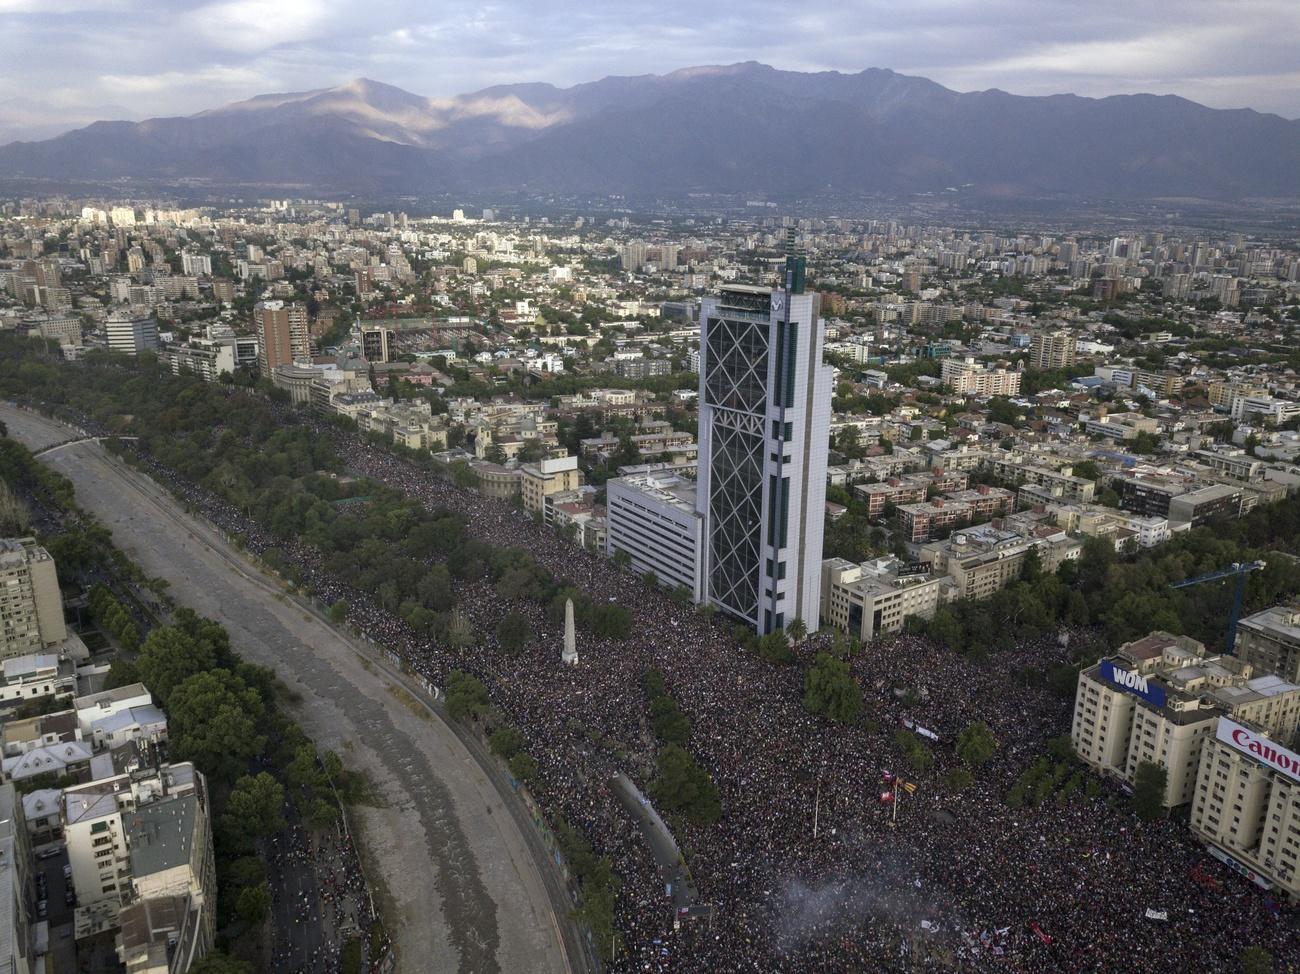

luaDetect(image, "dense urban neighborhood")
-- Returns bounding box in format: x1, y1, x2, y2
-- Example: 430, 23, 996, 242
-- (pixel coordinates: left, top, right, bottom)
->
1, 195, 1300, 973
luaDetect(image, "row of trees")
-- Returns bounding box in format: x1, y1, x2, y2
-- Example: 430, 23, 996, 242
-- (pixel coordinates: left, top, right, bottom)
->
88, 583, 141, 653
642, 669, 721, 826
918, 518, 1300, 659
1, 339, 644, 960
0, 426, 372, 970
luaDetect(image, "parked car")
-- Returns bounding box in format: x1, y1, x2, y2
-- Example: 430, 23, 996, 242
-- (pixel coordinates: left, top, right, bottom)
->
62, 864, 72, 880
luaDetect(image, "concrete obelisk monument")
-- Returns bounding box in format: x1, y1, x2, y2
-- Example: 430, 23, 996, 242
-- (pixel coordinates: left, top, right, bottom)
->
561, 597, 578, 665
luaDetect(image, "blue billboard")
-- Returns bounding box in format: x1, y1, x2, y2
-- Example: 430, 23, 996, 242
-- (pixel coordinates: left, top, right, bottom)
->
1099, 660, 1167, 707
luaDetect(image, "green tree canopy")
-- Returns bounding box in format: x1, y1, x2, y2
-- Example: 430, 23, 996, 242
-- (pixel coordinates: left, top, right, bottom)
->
221, 772, 286, 848
188, 953, 253, 974
757, 630, 795, 665
495, 611, 533, 654
445, 670, 489, 721
235, 882, 271, 926
803, 653, 863, 724
651, 743, 722, 826
1241, 946, 1273, 974
136, 625, 216, 705
1131, 761, 1168, 822
956, 720, 997, 768
167, 669, 266, 783
489, 725, 525, 759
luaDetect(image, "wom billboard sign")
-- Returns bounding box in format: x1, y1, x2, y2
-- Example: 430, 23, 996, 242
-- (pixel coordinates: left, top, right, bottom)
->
1099, 660, 1166, 708
1217, 718, 1300, 783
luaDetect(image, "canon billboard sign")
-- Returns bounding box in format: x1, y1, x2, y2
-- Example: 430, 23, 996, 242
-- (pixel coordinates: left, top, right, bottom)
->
1216, 718, 1300, 782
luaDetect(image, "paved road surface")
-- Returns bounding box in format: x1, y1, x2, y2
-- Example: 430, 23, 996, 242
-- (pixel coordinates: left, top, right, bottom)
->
1, 404, 571, 974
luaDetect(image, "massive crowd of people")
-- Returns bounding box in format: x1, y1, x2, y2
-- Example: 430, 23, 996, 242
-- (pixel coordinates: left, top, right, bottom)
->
99, 401, 1300, 972
266, 820, 383, 973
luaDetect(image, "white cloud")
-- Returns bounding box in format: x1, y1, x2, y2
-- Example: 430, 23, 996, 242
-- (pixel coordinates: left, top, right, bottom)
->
187, 0, 336, 53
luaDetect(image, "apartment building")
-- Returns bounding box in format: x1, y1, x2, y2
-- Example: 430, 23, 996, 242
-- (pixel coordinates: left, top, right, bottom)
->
361, 326, 394, 363
161, 338, 236, 383
63, 762, 205, 912
256, 300, 310, 374
945, 485, 1015, 521
1072, 632, 1300, 807
519, 455, 582, 513
1111, 474, 1190, 518
985, 454, 1096, 503
1190, 717, 1300, 899
1083, 411, 1159, 442
74, 684, 168, 752
1168, 483, 1245, 527
0, 653, 76, 705
1192, 449, 1265, 482
820, 557, 951, 642
1208, 381, 1267, 409
940, 357, 1022, 396
1029, 330, 1077, 370
1236, 606, 1300, 683
356, 400, 448, 451
919, 524, 1082, 600
855, 470, 969, 518
1131, 370, 1185, 397
29, 314, 83, 346
0, 538, 67, 660
544, 489, 607, 555
0, 783, 35, 974
116, 785, 218, 973
896, 499, 972, 543
105, 313, 159, 356
1230, 394, 1300, 426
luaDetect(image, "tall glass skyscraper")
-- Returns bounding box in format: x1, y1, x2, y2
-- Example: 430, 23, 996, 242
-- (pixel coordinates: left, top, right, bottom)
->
696, 247, 832, 635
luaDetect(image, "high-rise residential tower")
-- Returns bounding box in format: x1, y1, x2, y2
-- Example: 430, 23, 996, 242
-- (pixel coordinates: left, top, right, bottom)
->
1029, 330, 1078, 370
256, 300, 310, 374
696, 238, 832, 635
0, 537, 67, 658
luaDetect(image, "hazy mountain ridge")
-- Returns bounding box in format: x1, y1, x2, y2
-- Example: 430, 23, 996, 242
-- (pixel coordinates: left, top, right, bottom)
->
2, 62, 1297, 199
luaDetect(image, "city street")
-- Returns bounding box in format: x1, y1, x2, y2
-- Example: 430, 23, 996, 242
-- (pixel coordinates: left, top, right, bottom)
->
1, 403, 571, 974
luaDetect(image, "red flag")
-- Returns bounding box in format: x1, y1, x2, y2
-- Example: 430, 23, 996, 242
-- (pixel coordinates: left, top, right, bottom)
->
1030, 922, 1053, 946
880, 791, 895, 803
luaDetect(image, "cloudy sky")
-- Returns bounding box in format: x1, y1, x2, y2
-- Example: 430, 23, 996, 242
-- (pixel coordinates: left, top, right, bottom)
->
2, 0, 1298, 142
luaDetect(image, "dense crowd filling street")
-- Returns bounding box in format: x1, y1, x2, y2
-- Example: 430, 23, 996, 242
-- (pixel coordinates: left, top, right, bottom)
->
91, 402, 1300, 972
267, 821, 381, 974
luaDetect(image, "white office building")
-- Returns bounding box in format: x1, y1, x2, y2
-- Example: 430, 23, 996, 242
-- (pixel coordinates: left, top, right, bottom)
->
105, 313, 159, 356
696, 247, 832, 635
605, 472, 704, 602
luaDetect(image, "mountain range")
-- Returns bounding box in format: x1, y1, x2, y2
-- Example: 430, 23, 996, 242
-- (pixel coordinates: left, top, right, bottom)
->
2, 62, 1298, 200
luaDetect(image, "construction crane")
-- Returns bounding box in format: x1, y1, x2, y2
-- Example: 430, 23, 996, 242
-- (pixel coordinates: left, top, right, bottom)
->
1168, 560, 1267, 656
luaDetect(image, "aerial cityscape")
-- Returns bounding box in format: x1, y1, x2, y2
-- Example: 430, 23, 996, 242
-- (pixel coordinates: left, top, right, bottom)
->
1, 4, 1299, 974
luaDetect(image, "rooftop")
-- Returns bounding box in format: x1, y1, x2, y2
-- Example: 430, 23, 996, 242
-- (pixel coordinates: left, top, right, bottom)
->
128, 794, 199, 878
610, 471, 698, 515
